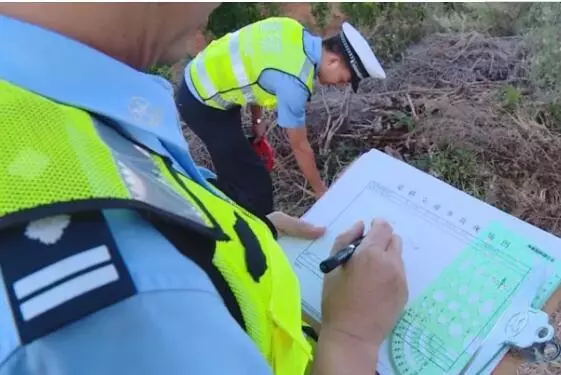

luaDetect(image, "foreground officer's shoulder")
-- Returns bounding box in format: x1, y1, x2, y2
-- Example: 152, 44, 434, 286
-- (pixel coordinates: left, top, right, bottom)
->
0, 210, 274, 375
1, 288, 274, 375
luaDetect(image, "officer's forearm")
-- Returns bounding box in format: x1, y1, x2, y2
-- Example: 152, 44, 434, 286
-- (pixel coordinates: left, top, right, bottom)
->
311, 327, 379, 375
292, 141, 324, 194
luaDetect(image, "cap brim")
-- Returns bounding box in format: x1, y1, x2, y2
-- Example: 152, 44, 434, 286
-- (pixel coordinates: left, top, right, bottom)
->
342, 22, 387, 80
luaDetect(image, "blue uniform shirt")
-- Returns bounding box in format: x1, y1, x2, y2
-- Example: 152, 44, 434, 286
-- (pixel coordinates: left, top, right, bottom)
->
0, 15, 272, 375
184, 31, 323, 128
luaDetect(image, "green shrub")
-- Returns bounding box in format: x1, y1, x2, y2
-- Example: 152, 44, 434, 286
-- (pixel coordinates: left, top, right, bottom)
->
424, 3, 532, 36
466, 3, 532, 36
412, 146, 485, 200
423, 3, 477, 33
339, 2, 382, 28
340, 3, 425, 64
524, 3, 561, 105
206, 3, 261, 38
311, 3, 331, 31
497, 85, 522, 113
148, 64, 173, 81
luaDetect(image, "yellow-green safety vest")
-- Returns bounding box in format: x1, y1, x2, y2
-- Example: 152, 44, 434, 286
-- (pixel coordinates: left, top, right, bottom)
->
0, 79, 315, 375
189, 17, 316, 110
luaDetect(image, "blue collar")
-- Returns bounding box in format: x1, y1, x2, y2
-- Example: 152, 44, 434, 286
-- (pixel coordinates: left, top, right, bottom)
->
0, 15, 214, 189
303, 30, 322, 66
303, 30, 322, 77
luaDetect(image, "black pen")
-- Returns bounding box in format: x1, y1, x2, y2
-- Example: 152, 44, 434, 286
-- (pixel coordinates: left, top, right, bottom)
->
319, 235, 365, 274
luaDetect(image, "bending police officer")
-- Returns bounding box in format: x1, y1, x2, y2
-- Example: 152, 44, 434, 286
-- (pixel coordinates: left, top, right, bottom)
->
176, 17, 386, 217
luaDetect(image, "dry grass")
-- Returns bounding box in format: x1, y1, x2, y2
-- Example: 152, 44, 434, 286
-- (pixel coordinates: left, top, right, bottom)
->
182, 31, 561, 374
183, 31, 561, 237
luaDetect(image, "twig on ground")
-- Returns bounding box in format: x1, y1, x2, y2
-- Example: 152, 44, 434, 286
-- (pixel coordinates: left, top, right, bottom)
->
406, 93, 418, 120
320, 87, 351, 155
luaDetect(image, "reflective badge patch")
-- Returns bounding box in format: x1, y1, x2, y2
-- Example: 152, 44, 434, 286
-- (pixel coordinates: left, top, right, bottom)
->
0, 211, 136, 344
24, 215, 71, 245
93, 121, 211, 229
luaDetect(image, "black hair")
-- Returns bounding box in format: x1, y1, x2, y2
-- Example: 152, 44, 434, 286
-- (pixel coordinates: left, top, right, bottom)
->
322, 31, 369, 92
321, 35, 346, 58
322, 34, 354, 75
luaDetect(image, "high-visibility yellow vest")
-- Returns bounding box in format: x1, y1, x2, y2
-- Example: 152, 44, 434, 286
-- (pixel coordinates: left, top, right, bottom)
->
189, 17, 316, 110
0, 79, 314, 375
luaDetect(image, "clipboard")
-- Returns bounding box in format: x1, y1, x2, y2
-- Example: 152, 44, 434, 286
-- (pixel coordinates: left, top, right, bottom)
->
279, 149, 561, 374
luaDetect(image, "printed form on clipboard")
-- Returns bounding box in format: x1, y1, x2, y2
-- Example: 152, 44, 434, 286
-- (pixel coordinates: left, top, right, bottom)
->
277, 149, 561, 375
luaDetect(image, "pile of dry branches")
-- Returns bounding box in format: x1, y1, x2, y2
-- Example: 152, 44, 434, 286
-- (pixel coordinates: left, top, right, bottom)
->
374, 31, 525, 90
265, 32, 561, 239
184, 32, 561, 238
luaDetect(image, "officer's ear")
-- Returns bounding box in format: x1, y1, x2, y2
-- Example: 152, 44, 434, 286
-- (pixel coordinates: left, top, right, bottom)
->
322, 35, 347, 69
325, 51, 341, 67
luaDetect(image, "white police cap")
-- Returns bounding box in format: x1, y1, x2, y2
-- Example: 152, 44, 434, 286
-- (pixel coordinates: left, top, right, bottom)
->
339, 22, 386, 92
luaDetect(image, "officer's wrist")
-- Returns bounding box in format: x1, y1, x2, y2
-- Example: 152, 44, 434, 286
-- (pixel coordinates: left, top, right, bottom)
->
312, 326, 380, 375
260, 214, 278, 239
320, 325, 380, 357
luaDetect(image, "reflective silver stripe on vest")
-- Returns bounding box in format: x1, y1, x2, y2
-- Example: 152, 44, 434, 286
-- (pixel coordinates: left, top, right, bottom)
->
209, 93, 235, 110
192, 54, 236, 109
91, 120, 212, 229
193, 53, 216, 98
229, 31, 256, 104
298, 58, 314, 84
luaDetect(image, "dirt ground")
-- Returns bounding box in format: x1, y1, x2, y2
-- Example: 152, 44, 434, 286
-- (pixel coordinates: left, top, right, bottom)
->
182, 31, 561, 374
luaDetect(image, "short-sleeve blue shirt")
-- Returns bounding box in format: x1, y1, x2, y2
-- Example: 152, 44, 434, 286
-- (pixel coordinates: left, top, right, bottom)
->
184, 31, 322, 129
0, 14, 273, 375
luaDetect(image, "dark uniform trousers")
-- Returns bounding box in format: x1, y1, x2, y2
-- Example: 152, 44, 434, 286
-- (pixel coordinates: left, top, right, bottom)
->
176, 79, 274, 219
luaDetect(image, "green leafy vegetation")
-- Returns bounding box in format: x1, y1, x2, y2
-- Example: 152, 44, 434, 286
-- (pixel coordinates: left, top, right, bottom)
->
148, 64, 173, 81
311, 3, 331, 31
418, 146, 485, 200
524, 4, 561, 105
497, 85, 521, 113
340, 3, 426, 63
339, 2, 382, 29
206, 3, 261, 38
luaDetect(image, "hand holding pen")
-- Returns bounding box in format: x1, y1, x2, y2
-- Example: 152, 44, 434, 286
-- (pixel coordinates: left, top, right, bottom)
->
318, 219, 409, 355
320, 235, 365, 273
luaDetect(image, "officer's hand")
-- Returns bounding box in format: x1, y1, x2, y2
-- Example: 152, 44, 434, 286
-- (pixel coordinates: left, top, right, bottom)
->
320, 219, 408, 350
252, 120, 267, 141
266, 211, 326, 240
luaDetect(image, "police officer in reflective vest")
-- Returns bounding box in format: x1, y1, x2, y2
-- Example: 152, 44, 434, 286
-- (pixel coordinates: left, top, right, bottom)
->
0, 4, 406, 375
177, 17, 386, 218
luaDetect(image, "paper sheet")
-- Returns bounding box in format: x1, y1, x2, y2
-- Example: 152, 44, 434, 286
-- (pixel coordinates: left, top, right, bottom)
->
277, 149, 561, 375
